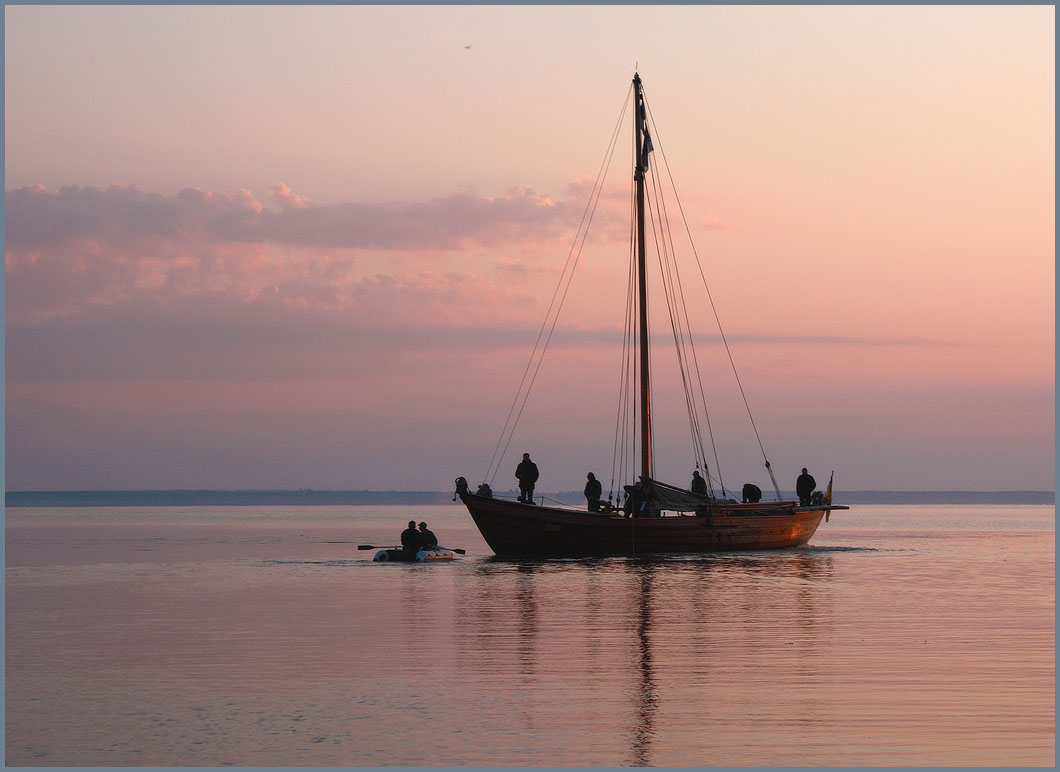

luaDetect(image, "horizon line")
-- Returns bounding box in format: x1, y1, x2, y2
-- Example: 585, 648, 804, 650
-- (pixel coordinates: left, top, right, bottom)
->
5, 487, 1055, 495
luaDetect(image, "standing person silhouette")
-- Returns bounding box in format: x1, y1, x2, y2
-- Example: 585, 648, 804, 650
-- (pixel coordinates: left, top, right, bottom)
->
796, 468, 816, 507
584, 472, 602, 511
516, 452, 539, 504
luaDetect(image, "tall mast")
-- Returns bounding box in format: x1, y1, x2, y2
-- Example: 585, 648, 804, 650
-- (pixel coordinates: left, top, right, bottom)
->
633, 72, 652, 481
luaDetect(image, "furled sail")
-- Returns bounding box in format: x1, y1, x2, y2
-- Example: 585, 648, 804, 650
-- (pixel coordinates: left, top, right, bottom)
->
649, 480, 735, 511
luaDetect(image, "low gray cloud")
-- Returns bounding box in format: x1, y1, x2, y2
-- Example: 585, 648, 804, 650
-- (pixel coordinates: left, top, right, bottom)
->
6, 182, 579, 252
6, 285, 956, 386
4, 182, 598, 324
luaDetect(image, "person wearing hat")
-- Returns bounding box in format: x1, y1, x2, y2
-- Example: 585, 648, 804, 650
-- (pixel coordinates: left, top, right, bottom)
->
417, 521, 437, 548
400, 520, 421, 558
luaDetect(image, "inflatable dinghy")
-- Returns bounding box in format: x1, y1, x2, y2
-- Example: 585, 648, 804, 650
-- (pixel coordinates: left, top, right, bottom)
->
373, 546, 457, 562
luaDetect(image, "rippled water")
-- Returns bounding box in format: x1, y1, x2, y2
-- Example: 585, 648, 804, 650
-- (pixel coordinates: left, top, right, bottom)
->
5, 504, 1054, 766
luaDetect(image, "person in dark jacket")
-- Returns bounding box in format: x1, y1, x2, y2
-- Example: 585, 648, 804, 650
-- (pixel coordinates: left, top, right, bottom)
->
400, 520, 421, 557
623, 481, 643, 517
516, 452, 539, 504
584, 472, 602, 512
796, 468, 816, 507
417, 521, 437, 548
690, 470, 707, 496
742, 483, 762, 503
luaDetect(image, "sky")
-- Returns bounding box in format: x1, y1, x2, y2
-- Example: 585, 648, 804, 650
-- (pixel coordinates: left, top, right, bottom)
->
4, 4, 1055, 493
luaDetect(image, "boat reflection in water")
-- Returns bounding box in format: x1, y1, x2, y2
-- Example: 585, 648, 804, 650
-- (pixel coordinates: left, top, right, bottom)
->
456, 550, 835, 766
631, 561, 656, 767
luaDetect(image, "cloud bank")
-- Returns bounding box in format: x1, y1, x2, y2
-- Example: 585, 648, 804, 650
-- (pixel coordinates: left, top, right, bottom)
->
5, 182, 587, 323
6, 180, 960, 384
6, 182, 575, 250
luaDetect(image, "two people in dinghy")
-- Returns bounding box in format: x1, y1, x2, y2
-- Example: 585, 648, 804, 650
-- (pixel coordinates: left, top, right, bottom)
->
400, 520, 439, 558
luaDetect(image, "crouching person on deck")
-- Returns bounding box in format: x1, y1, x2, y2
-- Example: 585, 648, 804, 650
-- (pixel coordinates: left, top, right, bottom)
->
453, 477, 470, 499
690, 470, 707, 496
624, 480, 652, 518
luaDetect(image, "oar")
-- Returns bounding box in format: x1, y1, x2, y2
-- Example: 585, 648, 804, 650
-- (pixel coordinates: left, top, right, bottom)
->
357, 544, 466, 554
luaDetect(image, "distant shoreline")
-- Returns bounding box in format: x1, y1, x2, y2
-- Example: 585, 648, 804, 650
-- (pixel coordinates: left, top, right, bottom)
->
4, 489, 1055, 507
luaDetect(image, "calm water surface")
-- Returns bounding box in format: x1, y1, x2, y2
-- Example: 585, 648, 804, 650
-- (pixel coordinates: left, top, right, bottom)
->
5, 504, 1054, 766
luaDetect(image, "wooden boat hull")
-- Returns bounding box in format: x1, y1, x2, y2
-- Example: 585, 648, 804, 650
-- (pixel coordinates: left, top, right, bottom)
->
460, 493, 834, 557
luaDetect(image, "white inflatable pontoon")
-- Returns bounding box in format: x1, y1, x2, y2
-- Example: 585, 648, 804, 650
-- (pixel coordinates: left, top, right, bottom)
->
372, 546, 456, 562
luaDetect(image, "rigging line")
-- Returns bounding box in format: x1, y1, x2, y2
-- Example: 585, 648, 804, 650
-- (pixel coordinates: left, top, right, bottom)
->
640, 98, 725, 494
484, 166, 606, 484
645, 173, 701, 475
625, 223, 637, 490
650, 139, 725, 494
615, 308, 633, 498
491, 163, 610, 486
649, 162, 699, 453
611, 166, 638, 502
641, 91, 723, 492
617, 275, 636, 500
610, 182, 639, 502
644, 133, 717, 491
486, 86, 632, 484
643, 94, 767, 486
484, 86, 632, 485
622, 220, 637, 495
647, 124, 707, 463
645, 190, 697, 483
657, 207, 715, 494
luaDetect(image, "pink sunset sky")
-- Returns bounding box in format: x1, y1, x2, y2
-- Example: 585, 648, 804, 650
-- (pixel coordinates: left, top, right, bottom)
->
4, 5, 1054, 493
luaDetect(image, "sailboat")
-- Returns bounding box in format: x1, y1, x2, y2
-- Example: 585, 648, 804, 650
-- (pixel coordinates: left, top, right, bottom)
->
455, 72, 848, 557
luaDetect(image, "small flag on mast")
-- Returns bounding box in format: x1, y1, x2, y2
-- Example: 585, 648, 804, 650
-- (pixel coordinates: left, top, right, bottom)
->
824, 471, 834, 522
640, 104, 654, 171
